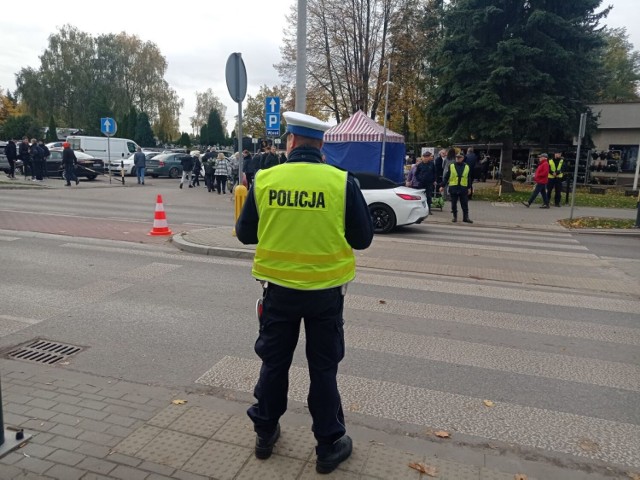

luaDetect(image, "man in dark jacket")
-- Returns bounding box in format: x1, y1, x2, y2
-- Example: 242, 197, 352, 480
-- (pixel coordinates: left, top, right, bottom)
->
242, 150, 255, 188
5, 139, 17, 179
30, 139, 44, 181
464, 147, 479, 199
179, 153, 195, 189
415, 151, 436, 210
39, 140, 50, 178
62, 142, 78, 186
260, 146, 280, 170
441, 153, 473, 223
133, 147, 146, 185
18, 137, 31, 179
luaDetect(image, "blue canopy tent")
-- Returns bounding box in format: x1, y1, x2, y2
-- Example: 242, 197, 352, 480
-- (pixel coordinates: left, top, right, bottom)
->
322, 110, 405, 183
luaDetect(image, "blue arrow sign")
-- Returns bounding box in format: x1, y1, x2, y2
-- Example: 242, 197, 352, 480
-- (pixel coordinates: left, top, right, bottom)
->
265, 97, 280, 137
101, 117, 117, 137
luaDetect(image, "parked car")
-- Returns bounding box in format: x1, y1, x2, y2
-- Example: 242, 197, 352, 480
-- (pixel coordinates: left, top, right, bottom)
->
46, 141, 65, 149
146, 153, 191, 178
353, 171, 429, 234
108, 150, 160, 176
38, 148, 104, 180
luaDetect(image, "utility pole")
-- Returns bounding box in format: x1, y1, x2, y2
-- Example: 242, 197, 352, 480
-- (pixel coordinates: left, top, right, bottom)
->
295, 0, 307, 113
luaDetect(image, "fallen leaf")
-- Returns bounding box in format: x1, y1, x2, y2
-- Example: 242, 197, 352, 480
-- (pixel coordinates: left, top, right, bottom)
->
171, 399, 187, 405
483, 400, 495, 407
434, 430, 450, 439
348, 403, 360, 412
578, 438, 600, 453
379, 300, 386, 304
514, 475, 528, 480
627, 472, 640, 480
408, 462, 438, 477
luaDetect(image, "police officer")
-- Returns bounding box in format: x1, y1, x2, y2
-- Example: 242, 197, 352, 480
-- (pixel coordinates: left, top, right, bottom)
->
441, 152, 473, 223
547, 152, 565, 207
236, 111, 374, 474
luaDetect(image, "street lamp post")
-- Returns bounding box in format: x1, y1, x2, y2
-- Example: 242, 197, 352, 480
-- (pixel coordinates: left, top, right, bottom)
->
296, 0, 307, 113
380, 59, 392, 177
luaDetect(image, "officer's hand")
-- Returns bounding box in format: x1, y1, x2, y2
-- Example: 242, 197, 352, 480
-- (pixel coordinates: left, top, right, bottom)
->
439, 187, 444, 193
468, 189, 472, 194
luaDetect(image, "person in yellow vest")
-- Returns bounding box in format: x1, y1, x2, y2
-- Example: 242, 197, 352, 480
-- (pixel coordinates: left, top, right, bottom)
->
236, 111, 374, 474
440, 152, 474, 223
547, 152, 565, 207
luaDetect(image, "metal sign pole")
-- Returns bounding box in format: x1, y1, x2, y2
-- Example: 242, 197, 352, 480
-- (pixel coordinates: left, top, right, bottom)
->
569, 113, 587, 221
107, 137, 111, 184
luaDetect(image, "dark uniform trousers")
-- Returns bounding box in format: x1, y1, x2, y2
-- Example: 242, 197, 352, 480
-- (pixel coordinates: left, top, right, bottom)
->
547, 178, 563, 206
248, 283, 346, 448
450, 188, 470, 219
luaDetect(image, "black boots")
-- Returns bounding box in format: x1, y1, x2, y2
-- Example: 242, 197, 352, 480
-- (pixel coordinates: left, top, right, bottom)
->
452, 214, 457, 223
316, 435, 353, 474
463, 218, 474, 224
255, 424, 280, 459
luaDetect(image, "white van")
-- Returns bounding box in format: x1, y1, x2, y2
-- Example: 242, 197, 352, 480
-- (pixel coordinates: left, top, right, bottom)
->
66, 136, 139, 164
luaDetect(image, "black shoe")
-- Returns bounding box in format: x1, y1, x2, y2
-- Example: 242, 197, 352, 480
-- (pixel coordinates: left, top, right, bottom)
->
452, 217, 457, 223
463, 218, 473, 224
65, 183, 71, 186
75, 178, 79, 185
316, 435, 353, 474
180, 183, 183, 189
521, 201, 530, 208
540, 204, 549, 209
255, 424, 280, 460
188, 184, 193, 188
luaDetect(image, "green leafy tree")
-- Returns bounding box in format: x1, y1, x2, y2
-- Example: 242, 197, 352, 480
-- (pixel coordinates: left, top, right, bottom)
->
177, 132, 191, 148
191, 89, 227, 136
598, 27, 640, 102
3, 115, 42, 140
46, 116, 58, 142
428, 0, 608, 191
135, 112, 155, 147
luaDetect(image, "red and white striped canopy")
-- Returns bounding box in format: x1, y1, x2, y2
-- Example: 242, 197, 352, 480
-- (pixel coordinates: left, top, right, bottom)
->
324, 110, 404, 143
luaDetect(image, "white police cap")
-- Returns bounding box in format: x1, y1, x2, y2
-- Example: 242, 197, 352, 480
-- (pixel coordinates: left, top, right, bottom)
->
283, 111, 331, 140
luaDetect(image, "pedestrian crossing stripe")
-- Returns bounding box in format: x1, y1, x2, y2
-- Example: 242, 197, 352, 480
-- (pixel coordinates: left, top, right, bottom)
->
196, 356, 640, 469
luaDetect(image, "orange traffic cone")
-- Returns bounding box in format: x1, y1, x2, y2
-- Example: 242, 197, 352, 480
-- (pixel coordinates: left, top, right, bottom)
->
148, 194, 173, 236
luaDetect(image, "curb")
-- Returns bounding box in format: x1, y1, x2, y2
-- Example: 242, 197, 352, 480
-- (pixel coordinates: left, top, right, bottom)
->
567, 228, 640, 236
171, 231, 255, 259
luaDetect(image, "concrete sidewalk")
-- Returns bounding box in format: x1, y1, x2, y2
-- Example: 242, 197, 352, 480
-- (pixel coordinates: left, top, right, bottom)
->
2, 358, 621, 480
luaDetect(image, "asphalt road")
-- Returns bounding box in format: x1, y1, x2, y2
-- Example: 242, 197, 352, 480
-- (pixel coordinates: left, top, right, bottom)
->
0, 178, 639, 476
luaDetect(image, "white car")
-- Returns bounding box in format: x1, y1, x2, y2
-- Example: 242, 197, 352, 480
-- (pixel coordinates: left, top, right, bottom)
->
108, 151, 159, 176
353, 172, 429, 234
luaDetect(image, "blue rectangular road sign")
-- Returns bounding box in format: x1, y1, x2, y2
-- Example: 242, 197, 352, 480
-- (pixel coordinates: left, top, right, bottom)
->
265, 97, 280, 137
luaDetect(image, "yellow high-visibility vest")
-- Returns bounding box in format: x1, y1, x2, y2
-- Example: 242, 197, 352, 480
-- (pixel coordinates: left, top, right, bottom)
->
252, 162, 355, 290
449, 163, 469, 187
548, 158, 564, 179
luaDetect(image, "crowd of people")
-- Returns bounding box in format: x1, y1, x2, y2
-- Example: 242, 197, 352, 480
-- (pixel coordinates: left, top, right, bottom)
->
4, 137, 52, 181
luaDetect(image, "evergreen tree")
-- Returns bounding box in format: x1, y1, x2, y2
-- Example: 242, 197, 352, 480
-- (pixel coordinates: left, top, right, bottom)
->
208, 109, 226, 146
200, 123, 210, 146
46, 116, 58, 142
177, 132, 191, 148
126, 106, 137, 139
428, 0, 608, 191
135, 112, 156, 147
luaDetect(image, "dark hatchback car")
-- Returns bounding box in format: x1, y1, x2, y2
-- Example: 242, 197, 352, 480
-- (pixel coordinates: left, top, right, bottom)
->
146, 153, 191, 178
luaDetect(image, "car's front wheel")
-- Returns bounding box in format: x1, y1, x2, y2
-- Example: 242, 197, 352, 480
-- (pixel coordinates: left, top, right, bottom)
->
168, 167, 180, 178
369, 203, 396, 234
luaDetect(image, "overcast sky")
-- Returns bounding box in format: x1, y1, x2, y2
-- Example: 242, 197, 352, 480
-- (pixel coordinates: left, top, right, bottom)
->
0, 0, 637, 136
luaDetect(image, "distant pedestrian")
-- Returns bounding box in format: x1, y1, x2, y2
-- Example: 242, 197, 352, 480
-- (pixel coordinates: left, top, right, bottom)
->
405, 155, 423, 188
464, 147, 479, 199
5, 139, 17, 179
260, 146, 280, 170
191, 153, 202, 187
243, 150, 255, 188
522, 153, 550, 208
18, 137, 31, 179
228, 152, 240, 192
30, 139, 44, 181
133, 147, 146, 185
441, 153, 473, 223
179, 153, 194, 189
415, 151, 436, 210
214, 152, 230, 194
62, 142, 78, 186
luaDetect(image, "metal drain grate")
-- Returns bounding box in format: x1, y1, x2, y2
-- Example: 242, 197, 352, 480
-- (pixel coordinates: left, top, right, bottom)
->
7, 339, 83, 365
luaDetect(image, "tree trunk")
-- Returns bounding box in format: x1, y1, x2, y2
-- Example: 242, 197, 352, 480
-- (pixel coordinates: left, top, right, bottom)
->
500, 136, 515, 193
